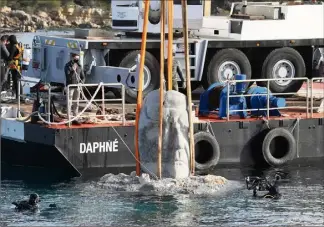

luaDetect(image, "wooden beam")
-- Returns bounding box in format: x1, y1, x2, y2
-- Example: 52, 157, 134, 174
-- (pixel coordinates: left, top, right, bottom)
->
135, 0, 150, 176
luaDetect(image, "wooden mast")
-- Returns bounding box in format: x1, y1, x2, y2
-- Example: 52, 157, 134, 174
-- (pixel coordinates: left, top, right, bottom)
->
157, 0, 166, 179
135, 0, 150, 176
167, 0, 174, 90
181, 0, 195, 175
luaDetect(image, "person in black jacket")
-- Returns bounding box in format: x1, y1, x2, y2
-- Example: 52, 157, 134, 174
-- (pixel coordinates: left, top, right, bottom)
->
0, 35, 10, 91
5, 35, 22, 99
64, 53, 85, 117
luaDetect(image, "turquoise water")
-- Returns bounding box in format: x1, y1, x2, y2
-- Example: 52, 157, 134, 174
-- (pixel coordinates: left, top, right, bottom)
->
1, 166, 323, 226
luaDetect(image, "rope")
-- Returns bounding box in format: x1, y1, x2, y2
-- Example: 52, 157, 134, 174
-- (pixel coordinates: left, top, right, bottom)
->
37, 83, 102, 125
262, 117, 271, 129
290, 118, 300, 133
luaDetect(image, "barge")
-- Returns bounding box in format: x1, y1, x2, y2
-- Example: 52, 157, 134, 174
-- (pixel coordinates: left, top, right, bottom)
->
1, 78, 323, 181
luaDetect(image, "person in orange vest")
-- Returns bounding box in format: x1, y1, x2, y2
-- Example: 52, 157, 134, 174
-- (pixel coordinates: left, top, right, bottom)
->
6, 35, 23, 100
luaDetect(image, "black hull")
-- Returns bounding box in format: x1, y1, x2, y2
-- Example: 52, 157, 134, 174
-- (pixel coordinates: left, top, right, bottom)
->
1, 117, 324, 181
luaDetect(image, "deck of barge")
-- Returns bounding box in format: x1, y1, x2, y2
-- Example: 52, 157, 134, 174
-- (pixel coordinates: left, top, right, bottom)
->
3, 82, 323, 129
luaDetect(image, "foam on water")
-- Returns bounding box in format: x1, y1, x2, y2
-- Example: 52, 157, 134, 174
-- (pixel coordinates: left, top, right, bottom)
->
95, 172, 241, 196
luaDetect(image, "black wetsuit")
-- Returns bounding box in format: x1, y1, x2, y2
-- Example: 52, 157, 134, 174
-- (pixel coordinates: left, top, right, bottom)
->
264, 179, 281, 199
0, 42, 10, 91
5, 35, 20, 97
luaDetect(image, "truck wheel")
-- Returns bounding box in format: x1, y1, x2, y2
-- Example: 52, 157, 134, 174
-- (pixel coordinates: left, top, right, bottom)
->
203, 48, 252, 90
119, 50, 160, 103
259, 47, 305, 93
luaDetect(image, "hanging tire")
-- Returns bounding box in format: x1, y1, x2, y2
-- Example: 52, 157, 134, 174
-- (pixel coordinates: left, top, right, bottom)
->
259, 47, 305, 93
203, 48, 252, 90
194, 131, 220, 171
119, 50, 160, 103
262, 128, 296, 167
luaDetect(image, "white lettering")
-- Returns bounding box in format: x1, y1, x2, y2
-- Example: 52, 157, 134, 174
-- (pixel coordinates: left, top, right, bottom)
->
93, 142, 99, 153
79, 140, 119, 153
106, 141, 112, 152
80, 143, 86, 153
86, 143, 92, 153
112, 139, 118, 152
99, 142, 105, 152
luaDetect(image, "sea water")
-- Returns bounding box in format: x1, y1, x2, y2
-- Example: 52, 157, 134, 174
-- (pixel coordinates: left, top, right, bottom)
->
0, 165, 323, 226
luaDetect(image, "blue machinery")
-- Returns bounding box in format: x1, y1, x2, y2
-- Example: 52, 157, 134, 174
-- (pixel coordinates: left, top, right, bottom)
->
198, 74, 286, 119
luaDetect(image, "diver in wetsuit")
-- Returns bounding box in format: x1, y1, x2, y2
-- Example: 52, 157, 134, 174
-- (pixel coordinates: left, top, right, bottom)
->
12, 193, 40, 211
247, 174, 281, 199
263, 175, 281, 199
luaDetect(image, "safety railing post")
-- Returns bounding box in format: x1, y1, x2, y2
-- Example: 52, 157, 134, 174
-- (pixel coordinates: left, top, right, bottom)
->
67, 85, 71, 127
267, 80, 270, 120
227, 81, 230, 121
122, 84, 125, 125
48, 84, 51, 122
101, 84, 105, 117
311, 78, 314, 118
17, 79, 21, 118
306, 79, 309, 118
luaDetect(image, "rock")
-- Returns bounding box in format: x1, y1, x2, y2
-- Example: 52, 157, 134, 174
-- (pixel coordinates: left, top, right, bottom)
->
139, 89, 190, 179
37, 11, 48, 18
0, 6, 11, 13
10, 10, 31, 22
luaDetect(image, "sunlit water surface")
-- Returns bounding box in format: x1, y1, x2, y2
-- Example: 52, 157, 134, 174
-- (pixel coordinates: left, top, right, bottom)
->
1, 165, 323, 226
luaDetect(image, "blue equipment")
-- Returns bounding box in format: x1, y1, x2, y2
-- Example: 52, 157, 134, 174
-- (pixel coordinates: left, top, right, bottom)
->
219, 74, 248, 119
198, 82, 224, 116
246, 86, 286, 117
198, 74, 248, 119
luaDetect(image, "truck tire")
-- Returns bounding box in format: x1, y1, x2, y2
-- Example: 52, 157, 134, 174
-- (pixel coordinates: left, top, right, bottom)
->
119, 50, 160, 103
194, 131, 220, 171
203, 48, 252, 90
262, 128, 296, 167
259, 47, 305, 93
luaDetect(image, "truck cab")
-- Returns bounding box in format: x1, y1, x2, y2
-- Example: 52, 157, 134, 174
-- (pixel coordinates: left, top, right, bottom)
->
111, 0, 204, 33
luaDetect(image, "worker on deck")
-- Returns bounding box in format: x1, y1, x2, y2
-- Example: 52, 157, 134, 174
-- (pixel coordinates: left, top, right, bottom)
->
64, 53, 85, 117
6, 35, 23, 99
165, 45, 185, 92
0, 35, 10, 91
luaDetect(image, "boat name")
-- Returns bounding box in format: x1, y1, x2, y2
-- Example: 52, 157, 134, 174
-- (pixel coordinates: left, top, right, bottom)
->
80, 139, 119, 153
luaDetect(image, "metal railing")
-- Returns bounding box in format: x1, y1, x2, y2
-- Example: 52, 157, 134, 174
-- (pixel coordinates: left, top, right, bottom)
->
9, 77, 324, 123
310, 77, 324, 118
66, 83, 126, 127
225, 77, 311, 121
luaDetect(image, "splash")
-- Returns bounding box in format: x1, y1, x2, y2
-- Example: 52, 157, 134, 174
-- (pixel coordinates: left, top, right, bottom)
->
96, 172, 237, 196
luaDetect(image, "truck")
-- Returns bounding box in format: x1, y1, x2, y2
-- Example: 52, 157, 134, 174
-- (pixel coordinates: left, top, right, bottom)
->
28, 0, 324, 103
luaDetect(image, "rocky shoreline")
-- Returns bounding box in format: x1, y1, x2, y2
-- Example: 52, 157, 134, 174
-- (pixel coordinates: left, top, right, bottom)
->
0, 5, 112, 33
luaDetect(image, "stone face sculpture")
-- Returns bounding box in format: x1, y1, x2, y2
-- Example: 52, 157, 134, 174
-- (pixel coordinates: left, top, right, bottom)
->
138, 89, 190, 179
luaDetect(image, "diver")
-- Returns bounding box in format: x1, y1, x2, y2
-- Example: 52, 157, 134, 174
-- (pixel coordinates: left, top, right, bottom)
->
6, 35, 23, 100
246, 174, 282, 199
64, 53, 85, 118
0, 35, 10, 91
263, 174, 281, 199
12, 193, 40, 211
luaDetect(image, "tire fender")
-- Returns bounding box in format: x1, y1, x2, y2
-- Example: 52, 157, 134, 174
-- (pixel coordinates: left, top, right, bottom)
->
262, 128, 296, 166
194, 131, 220, 171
